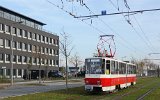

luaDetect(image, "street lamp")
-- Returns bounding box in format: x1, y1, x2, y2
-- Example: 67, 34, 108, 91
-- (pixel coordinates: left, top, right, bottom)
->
10, 21, 23, 86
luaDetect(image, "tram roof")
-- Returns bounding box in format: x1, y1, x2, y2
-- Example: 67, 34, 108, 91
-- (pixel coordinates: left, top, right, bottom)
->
85, 57, 136, 65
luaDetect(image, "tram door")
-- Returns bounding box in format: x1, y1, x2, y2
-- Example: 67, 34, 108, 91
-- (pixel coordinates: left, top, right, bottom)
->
106, 60, 110, 74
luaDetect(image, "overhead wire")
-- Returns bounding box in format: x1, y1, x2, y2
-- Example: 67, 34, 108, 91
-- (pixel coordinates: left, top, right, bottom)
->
45, 0, 146, 56
108, 0, 155, 53
75, 0, 146, 56
72, 0, 146, 56
123, 0, 156, 52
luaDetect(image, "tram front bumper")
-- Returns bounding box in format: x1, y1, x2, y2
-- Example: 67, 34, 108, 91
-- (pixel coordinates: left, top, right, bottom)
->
85, 85, 102, 91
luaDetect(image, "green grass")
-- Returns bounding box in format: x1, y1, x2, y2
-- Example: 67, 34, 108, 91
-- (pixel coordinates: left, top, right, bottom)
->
0, 77, 10, 83
3, 77, 160, 100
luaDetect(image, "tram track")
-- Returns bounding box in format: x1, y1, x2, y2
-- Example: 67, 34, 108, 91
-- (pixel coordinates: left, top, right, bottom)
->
112, 78, 160, 100
136, 83, 160, 100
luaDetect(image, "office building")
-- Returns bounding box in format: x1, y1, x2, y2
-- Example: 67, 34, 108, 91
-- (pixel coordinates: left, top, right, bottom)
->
0, 6, 59, 78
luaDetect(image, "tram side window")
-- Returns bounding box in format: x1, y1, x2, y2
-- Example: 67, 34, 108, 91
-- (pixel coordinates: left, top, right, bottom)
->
119, 63, 122, 74
122, 63, 126, 74
122, 63, 124, 74
130, 65, 132, 74
115, 61, 119, 74
131, 65, 136, 74
85, 59, 89, 74
101, 59, 105, 74
111, 61, 116, 74
133, 65, 136, 74
129, 65, 132, 74
127, 65, 129, 74
106, 60, 110, 74
119, 63, 126, 74
128, 65, 131, 74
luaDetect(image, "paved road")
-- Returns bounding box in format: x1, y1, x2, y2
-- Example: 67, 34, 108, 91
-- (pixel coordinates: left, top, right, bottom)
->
0, 80, 84, 99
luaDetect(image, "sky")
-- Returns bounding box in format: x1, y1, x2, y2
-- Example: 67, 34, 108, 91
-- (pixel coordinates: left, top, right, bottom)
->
1, 0, 160, 64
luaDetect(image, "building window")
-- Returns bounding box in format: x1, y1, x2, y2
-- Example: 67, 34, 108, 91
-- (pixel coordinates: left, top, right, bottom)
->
49, 49, 52, 55
56, 60, 59, 65
37, 46, 40, 53
10, 14, 16, 21
18, 56, 22, 63
56, 40, 59, 45
22, 43, 27, 51
24, 56, 27, 63
15, 16, 20, 22
42, 35, 45, 42
28, 44, 32, 52
5, 25, 10, 33
0, 38, 3, 47
6, 54, 10, 62
56, 50, 59, 55
28, 32, 32, 39
46, 37, 48, 43
27, 57, 32, 64
37, 58, 40, 65
12, 41, 16, 49
5, 39, 11, 48
32, 33, 36, 40
45, 48, 48, 54
13, 69, 16, 76
18, 69, 22, 76
42, 47, 45, 54
33, 57, 36, 64
53, 60, 55, 65
0, 23, 3, 31
37, 34, 40, 41
50, 38, 52, 44
6, 69, 10, 76
17, 28, 21, 37
17, 42, 22, 50
12, 27, 16, 35
22, 56, 27, 63
13, 55, 16, 62
0, 53, 4, 62
50, 59, 52, 65
42, 58, 45, 65
23, 30, 27, 38
53, 39, 55, 45
4, 12, 10, 20
26, 20, 31, 27
45, 59, 48, 65
39, 35, 41, 41
53, 50, 55, 55
32, 45, 36, 52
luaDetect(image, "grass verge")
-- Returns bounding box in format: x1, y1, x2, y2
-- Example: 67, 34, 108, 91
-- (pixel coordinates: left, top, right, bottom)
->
3, 77, 160, 100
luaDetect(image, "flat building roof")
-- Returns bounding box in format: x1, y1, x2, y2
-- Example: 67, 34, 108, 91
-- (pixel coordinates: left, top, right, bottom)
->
0, 6, 46, 26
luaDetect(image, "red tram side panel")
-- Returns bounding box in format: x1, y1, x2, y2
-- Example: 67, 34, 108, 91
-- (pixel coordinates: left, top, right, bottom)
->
85, 57, 136, 92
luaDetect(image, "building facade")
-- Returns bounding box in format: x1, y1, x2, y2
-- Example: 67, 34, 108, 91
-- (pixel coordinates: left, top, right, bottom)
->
0, 6, 59, 78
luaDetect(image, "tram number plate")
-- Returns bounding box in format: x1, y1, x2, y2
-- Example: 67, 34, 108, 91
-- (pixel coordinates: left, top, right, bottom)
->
85, 86, 92, 90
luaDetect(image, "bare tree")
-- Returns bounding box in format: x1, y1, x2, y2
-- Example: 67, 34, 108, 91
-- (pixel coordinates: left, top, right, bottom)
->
69, 53, 83, 77
59, 31, 73, 91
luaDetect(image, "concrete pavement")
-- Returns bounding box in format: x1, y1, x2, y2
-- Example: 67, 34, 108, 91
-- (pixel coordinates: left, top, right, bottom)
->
0, 79, 84, 99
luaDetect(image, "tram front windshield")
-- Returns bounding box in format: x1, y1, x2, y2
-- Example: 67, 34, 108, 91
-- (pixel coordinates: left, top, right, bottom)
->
85, 58, 104, 74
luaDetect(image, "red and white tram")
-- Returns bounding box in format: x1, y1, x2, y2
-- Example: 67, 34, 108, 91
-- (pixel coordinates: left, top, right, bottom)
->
84, 57, 136, 92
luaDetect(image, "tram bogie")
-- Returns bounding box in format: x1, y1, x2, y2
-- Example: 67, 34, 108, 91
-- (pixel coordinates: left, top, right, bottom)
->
85, 57, 136, 92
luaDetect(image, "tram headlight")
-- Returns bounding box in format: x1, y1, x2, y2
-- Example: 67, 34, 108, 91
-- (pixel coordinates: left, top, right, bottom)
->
85, 80, 89, 84
97, 80, 101, 85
